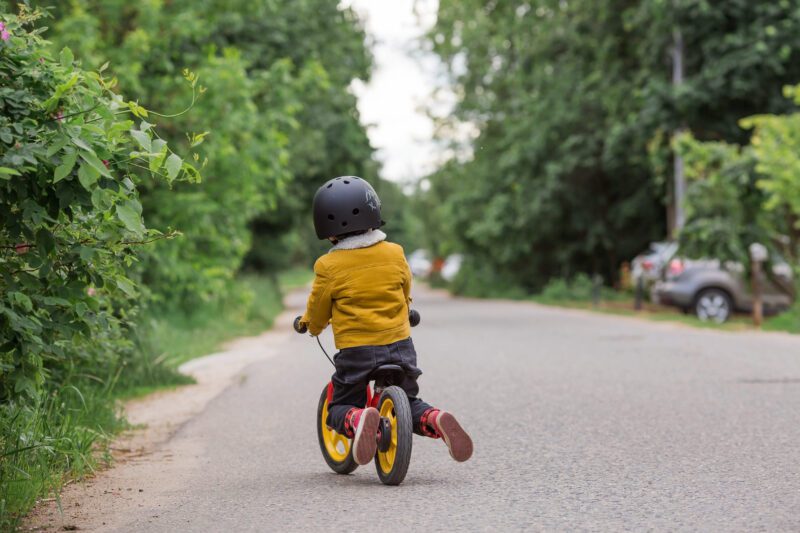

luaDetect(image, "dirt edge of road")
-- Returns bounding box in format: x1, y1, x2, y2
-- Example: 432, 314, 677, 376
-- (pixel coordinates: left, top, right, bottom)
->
23, 296, 303, 532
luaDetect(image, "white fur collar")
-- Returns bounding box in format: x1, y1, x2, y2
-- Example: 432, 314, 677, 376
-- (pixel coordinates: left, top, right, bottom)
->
330, 230, 387, 251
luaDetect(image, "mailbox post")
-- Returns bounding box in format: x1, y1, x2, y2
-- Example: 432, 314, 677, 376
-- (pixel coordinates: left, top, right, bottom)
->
749, 243, 768, 328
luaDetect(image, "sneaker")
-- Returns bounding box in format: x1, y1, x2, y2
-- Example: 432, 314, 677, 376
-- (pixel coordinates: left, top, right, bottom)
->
349, 407, 380, 465
432, 411, 473, 462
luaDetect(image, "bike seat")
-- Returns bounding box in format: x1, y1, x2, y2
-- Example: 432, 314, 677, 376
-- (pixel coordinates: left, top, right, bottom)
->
369, 364, 405, 385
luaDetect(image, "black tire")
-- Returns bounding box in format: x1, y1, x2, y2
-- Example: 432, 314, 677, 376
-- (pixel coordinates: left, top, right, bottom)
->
316, 387, 358, 475
374, 385, 413, 486
694, 288, 733, 323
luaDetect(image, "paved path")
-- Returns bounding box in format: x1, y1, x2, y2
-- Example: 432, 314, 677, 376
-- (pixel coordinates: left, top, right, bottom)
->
33, 288, 800, 531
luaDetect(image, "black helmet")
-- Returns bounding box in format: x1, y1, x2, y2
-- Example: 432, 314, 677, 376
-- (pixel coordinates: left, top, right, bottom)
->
312, 176, 383, 239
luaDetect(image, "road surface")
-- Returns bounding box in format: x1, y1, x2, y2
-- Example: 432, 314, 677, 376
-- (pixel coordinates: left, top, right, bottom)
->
30, 288, 800, 531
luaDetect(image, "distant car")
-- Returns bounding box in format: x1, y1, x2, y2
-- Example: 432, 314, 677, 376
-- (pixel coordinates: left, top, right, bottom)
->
407, 249, 432, 278
653, 254, 795, 323
632, 241, 679, 285
440, 254, 463, 282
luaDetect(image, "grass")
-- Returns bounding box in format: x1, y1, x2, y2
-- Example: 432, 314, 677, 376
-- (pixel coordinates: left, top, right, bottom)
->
0, 268, 312, 530
134, 268, 313, 369
531, 296, 761, 331
530, 288, 799, 334
1, 380, 126, 530
459, 273, 800, 334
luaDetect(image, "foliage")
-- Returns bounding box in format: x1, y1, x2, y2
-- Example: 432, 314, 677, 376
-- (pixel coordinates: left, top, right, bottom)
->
449, 256, 526, 299
137, 271, 306, 371
0, 10, 198, 526
0, 9, 197, 403
674, 134, 772, 266
744, 85, 800, 260
424, 0, 800, 292
1, 378, 126, 530
676, 83, 800, 269
43, 0, 306, 309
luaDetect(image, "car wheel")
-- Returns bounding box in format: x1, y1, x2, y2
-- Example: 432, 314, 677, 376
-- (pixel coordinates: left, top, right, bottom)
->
694, 288, 732, 323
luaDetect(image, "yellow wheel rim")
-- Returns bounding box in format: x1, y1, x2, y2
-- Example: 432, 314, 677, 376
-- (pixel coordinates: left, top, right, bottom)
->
377, 397, 397, 474
321, 398, 351, 463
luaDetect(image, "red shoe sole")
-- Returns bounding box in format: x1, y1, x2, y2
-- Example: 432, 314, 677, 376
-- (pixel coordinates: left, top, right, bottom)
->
352, 408, 380, 465
437, 412, 473, 462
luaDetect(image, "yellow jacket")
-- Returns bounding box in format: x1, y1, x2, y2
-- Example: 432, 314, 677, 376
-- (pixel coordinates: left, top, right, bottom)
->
300, 235, 412, 349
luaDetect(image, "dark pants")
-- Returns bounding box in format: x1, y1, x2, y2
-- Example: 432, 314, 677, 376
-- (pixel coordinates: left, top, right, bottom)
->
327, 337, 434, 436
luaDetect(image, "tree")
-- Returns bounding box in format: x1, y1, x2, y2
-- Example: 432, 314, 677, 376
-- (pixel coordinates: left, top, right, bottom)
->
45, 0, 376, 306
425, 0, 800, 293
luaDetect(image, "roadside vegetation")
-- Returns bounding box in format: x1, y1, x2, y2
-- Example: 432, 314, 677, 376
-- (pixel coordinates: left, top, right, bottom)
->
418, 0, 800, 295
414, 1, 800, 334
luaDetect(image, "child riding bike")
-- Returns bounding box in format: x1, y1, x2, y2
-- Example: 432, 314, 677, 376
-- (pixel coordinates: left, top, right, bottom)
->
297, 176, 473, 466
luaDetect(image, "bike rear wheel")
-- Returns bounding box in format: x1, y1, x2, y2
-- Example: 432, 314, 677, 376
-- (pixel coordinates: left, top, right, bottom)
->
374, 385, 413, 485
317, 386, 358, 475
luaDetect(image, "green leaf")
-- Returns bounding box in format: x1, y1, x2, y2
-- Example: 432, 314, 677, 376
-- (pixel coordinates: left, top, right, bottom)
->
78, 163, 99, 189
149, 145, 167, 172
116, 202, 145, 235
165, 153, 182, 181
46, 136, 70, 157
78, 247, 96, 261
36, 228, 56, 254
60, 47, 74, 68
71, 137, 94, 153
130, 129, 151, 152
116, 277, 137, 297
91, 188, 113, 210
79, 151, 111, 179
42, 296, 70, 306
9, 292, 33, 312
54, 153, 77, 183
0, 167, 20, 179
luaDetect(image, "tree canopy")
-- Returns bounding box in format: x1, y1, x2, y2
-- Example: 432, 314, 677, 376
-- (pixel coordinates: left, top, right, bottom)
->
423, 0, 800, 292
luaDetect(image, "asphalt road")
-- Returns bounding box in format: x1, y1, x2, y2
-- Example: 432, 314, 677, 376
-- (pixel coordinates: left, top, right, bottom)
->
62, 288, 800, 531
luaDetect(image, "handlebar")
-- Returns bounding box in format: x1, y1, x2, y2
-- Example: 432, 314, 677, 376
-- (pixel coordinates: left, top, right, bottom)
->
293, 316, 308, 334
293, 309, 421, 334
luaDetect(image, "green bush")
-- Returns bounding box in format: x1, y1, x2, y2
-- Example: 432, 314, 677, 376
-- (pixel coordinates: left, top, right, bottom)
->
450, 257, 527, 299
0, 9, 197, 403
539, 275, 594, 302
0, 11, 198, 526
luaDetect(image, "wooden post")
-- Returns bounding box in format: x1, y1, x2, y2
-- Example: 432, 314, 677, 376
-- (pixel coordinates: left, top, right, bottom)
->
751, 260, 763, 328
634, 275, 644, 311
592, 274, 601, 309
749, 243, 767, 328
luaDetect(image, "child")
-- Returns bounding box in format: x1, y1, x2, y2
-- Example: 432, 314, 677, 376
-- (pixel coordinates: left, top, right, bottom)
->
299, 176, 473, 466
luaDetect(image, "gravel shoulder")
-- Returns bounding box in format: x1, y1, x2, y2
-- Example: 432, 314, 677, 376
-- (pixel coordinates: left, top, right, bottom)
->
23, 293, 305, 532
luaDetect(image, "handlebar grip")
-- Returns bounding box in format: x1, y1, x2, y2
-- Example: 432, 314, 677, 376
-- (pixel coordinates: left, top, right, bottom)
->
293, 316, 308, 334
409, 309, 421, 327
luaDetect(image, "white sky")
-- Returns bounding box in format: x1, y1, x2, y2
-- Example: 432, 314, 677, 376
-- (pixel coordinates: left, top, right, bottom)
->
341, 0, 443, 183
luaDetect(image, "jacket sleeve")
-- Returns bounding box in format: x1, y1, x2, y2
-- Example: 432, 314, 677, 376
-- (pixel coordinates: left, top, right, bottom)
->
300, 259, 333, 336
402, 253, 413, 305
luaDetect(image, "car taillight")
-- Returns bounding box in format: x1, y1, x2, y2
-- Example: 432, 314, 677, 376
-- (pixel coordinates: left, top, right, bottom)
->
642, 259, 653, 271
668, 258, 684, 277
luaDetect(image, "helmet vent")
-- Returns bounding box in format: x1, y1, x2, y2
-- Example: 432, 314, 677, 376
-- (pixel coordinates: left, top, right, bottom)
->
352, 208, 360, 215
327, 214, 335, 220
341, 221, 348, 227
326, 183, 333, 188
344, 180, 350, 184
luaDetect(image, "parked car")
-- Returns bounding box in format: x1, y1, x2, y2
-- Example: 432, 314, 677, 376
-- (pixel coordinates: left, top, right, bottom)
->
406, 249, 433, 278
440, 254, 463, 282
632, 241, 679, 285
653, 254, 795, 323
